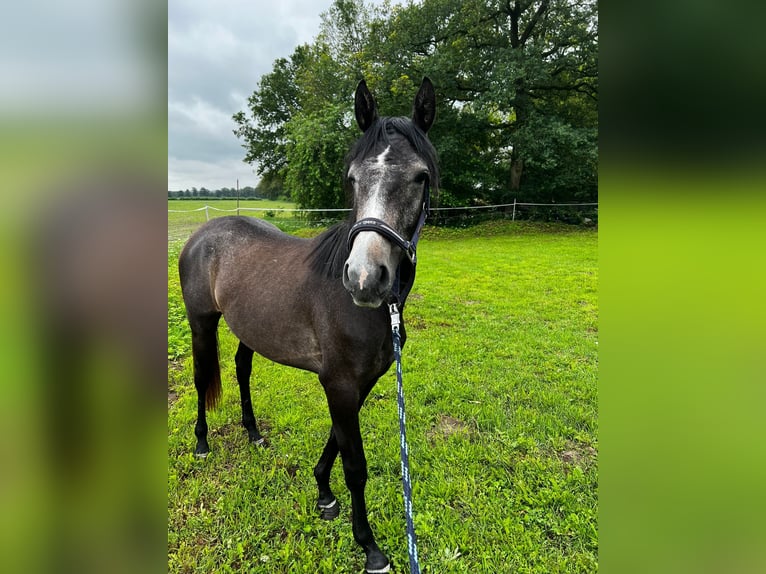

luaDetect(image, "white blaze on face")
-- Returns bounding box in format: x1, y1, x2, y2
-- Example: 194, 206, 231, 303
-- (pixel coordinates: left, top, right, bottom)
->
348, 145, 394, 263
374, 147, 390, 170
343, 145, 401, 306
367, 145, 391, 219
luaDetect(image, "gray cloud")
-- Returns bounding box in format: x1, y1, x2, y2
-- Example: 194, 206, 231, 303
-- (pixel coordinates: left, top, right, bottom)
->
168, 0, 392, 191
168, 0, 332, 190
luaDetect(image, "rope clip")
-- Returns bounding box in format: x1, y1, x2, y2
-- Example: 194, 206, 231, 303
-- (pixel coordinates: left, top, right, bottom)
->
388, 303, 401, 332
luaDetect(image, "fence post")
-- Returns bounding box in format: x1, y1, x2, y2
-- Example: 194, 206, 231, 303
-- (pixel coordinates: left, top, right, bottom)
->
512, 198, 516, 221
205, 205, 210, 221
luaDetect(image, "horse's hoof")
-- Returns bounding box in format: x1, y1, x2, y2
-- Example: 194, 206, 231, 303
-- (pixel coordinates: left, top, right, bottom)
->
365, 554, 391, 574
251, 436, 267, 448
194, 450, 209, 458
317, 498, 340, 520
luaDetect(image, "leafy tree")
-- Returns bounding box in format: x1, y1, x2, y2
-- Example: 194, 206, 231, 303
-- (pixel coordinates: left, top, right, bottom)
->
233, 0, 597, 210
255, 172, 286, 200
284, 103, 355, 211
233, 1, 371, 209
233, 46, 308, 180
366, 0, 597, 204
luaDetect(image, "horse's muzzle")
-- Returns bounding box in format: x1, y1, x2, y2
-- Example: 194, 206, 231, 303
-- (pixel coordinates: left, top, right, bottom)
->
343, 231, 397, 308
342, 259, 392, 308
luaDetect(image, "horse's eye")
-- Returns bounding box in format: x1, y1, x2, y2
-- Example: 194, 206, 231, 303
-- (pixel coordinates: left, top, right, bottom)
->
347, 175, 356, 185
413, 172, 429, 185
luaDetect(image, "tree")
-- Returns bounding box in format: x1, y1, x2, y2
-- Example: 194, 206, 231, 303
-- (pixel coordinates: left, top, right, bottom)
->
255, 172, 286, 200
233, 46, 308, 180
365, 0, 597, 203
233, 1, 373, 209
234, 0, 598, 210
284, 103, 354, 210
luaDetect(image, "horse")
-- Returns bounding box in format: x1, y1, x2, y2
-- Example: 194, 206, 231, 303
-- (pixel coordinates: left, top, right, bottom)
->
178, 77, 438, 573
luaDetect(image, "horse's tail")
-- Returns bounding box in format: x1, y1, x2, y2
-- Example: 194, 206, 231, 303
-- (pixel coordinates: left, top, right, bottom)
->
205, 330, 222, 410
179, 230, 223, 411
189, 312, 223, 411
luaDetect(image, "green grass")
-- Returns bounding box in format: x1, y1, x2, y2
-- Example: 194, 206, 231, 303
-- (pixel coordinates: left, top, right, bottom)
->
168, 200, 345, 242
168, 199, 298, 213
168, 220, 597, 573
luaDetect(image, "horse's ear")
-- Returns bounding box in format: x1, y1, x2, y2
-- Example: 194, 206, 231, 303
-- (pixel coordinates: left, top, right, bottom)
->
355, 80, 378, 132
412, 77, 436, 133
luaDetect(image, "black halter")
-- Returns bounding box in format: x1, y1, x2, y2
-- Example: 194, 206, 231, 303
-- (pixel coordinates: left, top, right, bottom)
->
347, 188, 430, 306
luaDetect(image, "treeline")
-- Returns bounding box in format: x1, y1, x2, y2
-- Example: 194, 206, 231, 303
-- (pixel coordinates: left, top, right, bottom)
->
233, 0, 597, 210
168, 187, 257, 199
168, 178, 285, 200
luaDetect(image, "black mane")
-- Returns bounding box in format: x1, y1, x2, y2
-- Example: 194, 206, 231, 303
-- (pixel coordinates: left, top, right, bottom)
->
307, 219, 352, 280
306, 116, 439, 280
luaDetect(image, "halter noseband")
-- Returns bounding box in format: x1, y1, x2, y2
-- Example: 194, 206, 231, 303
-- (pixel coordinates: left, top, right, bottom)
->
346, 188, 430, 266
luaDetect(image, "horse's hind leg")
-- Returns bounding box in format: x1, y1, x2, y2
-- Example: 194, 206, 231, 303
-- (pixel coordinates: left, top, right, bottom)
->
234, 341, 265, 446
189, 312, 222, 456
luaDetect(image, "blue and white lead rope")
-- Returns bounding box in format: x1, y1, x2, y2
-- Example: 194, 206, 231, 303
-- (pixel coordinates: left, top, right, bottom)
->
389, 303, 421, 574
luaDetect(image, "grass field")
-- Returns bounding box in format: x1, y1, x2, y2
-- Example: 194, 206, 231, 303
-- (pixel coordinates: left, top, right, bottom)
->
168, 200, 345, 242
168, 219, 598, 573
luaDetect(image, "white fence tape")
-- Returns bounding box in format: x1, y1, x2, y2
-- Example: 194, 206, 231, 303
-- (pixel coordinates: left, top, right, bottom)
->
168, 202, 598, 214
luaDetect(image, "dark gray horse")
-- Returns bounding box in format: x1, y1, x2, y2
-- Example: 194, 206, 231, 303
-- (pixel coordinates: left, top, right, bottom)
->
178, 78, 438, 573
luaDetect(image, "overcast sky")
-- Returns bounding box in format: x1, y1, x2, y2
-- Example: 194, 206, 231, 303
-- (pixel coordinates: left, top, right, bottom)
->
168, 0, 387, 191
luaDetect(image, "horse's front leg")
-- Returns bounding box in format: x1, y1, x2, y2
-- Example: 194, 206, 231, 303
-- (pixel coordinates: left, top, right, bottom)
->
314, 376, 380, 521
313, 428, 341, 519
322, 382, 390, 574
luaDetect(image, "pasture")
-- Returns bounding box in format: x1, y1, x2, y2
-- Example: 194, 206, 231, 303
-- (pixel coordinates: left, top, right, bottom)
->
168, 199, 343, 242
168, 220, 598, 573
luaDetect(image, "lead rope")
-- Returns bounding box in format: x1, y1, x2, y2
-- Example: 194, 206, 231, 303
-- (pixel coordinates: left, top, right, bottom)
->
388, 302, 421, 574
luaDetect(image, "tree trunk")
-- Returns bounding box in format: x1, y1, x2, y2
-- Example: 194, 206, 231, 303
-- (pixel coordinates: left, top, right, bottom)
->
510, 157, 524, 190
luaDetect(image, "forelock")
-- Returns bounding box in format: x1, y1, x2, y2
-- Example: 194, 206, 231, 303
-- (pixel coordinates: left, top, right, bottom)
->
345, 117, 439, 189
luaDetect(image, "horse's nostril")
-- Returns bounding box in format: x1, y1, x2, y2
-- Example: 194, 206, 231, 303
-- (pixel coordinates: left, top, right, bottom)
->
379, 265, 389, 286
343, 262, 350, 283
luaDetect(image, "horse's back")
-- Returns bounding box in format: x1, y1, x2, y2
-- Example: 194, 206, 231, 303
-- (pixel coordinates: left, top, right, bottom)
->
183, 215, 286, 251
179, 216, 296, 314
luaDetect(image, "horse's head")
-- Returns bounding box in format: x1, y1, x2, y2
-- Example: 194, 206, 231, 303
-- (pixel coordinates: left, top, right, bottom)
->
343, 78, 438, 308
